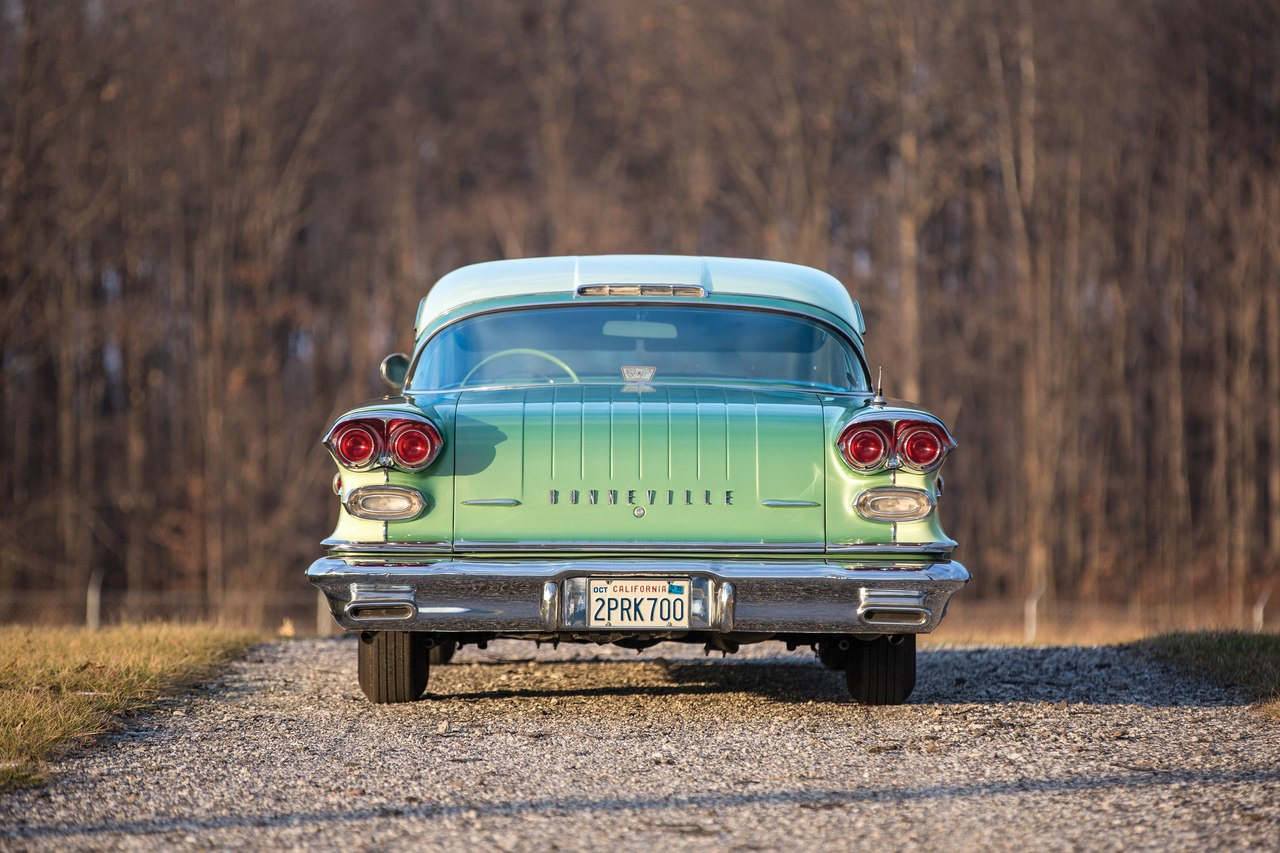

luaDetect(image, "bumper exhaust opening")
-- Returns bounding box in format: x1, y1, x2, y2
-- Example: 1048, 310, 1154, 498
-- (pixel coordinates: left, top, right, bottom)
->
346, 602, 416, 621
861, 607, 929, 627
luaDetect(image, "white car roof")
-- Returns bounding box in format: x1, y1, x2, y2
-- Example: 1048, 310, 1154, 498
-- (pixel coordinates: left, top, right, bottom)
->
416, 255, 861, 336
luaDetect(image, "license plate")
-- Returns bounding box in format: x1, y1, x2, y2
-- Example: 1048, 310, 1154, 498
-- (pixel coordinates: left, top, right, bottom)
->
587, 577, 690, 629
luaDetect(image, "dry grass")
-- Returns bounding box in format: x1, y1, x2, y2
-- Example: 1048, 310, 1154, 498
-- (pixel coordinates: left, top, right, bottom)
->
1138, 631, 1280, 720
0, 623, 258, 790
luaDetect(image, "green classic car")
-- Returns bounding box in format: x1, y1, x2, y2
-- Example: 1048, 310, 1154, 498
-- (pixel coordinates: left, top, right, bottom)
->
308, 256, 967, 704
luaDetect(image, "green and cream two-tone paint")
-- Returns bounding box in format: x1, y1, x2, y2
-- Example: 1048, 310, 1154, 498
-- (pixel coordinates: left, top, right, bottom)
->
309, 255, 967, 705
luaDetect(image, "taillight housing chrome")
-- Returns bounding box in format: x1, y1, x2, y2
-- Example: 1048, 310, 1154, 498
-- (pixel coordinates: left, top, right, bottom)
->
332, 423, 381, 470
837, 417, 954, 474
388, 420, 443, 471
323, 414, 444, 472
837, 424, 890, 471
898, 424, 946, 471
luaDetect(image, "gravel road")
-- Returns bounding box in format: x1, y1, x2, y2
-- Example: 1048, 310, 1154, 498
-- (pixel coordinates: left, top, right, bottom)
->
2, 638, 1277, 851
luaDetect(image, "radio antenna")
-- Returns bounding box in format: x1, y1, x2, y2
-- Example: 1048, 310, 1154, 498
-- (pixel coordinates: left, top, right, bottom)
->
872, 366, 886, 406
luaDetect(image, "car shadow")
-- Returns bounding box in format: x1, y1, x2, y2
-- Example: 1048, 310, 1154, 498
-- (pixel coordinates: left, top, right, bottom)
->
451, 415, 507, 475
431, 645, 1249, 709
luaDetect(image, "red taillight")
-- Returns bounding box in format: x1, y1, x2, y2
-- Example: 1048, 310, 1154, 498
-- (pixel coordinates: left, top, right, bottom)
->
839, 425, 889, 470
326, 415, 444, 471
838, 417, 953, 473
389, 422, 442, 471
334, 424, 378, 468
900, 426, 943, 470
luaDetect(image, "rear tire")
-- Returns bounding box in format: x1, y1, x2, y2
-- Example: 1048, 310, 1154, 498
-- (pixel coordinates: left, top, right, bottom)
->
817, 637, 851, 671
429, 640, 457, 666
845, 634, 915, 705
357, 631, 429, 703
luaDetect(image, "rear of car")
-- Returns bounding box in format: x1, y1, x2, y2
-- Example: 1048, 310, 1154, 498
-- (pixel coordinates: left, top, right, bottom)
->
308, 256, 967, 704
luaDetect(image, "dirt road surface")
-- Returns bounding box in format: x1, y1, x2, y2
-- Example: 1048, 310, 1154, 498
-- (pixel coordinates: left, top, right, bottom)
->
2, 638, 1277, 850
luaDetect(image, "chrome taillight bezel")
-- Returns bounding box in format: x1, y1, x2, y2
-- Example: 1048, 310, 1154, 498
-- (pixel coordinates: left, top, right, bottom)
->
387, 421, 444, 472
837, 423, 891, 471
896, 423, 947, 473
331, 423, 382, 471
836, 416, 954, 474
323, 414, 445, 473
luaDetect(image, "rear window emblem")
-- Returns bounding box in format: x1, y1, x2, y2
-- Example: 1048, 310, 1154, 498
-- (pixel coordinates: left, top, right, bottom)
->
621, 365, 656, 383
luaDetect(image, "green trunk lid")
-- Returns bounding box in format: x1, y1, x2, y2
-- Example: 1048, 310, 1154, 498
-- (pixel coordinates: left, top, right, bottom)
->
452, 386, 825, 548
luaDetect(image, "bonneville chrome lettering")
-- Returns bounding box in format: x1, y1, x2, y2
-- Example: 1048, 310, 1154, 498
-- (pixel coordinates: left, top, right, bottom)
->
547, 486, 741, 506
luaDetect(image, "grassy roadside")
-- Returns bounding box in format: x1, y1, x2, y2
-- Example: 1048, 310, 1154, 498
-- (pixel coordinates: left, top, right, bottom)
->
0, 624, 259, 791
1138, 631, 1280, 720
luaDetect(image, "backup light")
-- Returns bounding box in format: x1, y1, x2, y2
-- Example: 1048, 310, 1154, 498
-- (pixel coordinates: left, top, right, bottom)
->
345, 486, 427, 521
854, 487, 935, 521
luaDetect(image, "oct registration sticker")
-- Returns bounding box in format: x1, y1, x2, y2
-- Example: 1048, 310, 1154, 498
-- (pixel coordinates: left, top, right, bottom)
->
588, 577, 690, 629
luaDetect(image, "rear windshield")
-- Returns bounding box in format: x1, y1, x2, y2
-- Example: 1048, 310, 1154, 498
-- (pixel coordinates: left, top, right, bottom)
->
409, 305, 866, 392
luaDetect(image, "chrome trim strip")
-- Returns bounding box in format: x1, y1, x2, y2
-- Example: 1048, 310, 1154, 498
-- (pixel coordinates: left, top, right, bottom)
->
760, 500, 821, 508
414, 380, 867, 397
826, 541, 956, 556
461, 499, 522, 507
323, 540, 452, 555
453, 541, 829, 554
322, 539, 956, 557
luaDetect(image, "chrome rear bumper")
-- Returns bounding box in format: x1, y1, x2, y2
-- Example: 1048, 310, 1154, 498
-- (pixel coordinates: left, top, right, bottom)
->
306, 557, 969, 635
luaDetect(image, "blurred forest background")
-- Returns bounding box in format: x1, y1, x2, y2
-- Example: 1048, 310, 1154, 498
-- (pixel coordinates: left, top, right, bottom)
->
1, 0, 1278, 633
